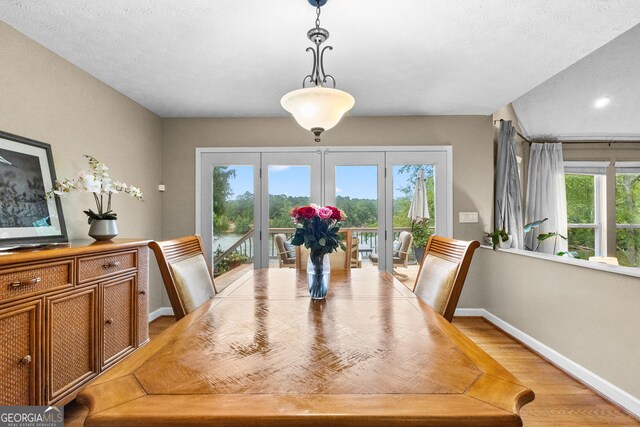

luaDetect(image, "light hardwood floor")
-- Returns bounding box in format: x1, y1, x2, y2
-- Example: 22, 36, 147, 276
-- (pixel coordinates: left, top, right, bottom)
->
65, 316, 639, 426
455, 317, 639, 426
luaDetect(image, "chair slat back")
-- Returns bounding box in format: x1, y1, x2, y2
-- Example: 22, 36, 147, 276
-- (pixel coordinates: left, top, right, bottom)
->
149, 235, 216, 320
413, 235, 479, 322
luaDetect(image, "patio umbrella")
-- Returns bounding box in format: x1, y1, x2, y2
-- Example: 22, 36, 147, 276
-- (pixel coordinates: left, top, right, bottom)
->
408, 169, 430, 224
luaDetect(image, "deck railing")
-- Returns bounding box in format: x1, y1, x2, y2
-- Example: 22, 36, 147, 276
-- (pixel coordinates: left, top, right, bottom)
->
213, 228, 254, 265
213, 226, 435, 265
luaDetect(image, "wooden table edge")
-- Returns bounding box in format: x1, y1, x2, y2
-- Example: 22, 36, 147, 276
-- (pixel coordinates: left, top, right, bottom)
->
83, 393, 525, 427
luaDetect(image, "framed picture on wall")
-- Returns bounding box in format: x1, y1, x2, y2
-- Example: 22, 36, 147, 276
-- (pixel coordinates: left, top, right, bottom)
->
0, 130, 68, 248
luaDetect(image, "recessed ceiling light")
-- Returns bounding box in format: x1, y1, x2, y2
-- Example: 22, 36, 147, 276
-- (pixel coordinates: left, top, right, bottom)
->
594, 97, 610, 108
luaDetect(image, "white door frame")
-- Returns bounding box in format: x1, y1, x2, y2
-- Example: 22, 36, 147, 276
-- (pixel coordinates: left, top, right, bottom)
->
385, 150, 452, 271
196, 151, 262, 267
196, 146, 453, 272
260, 151, 322, 268
324, 150, 387, 270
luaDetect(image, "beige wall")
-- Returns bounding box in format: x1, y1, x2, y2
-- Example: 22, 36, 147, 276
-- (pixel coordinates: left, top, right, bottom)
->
482, 247, 640, 400
0, 21, 165, 312
162, 115, 494, 307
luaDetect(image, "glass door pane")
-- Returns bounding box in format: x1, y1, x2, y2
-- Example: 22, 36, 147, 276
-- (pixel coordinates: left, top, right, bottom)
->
261, 152, 321, 269
212, 165, 255, 279
199, 153, 260, 291
386, 151, 450, 280
325, 152, 385, 270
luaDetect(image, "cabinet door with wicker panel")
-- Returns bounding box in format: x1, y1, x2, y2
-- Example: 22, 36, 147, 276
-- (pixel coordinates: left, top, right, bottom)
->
46, 285, 99, 404
0, 300, 41, 406
101, 274, 136, 369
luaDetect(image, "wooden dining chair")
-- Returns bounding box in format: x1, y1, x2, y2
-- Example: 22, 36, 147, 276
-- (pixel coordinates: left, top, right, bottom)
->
149, 235, 217, 321
412, 235, 480, 322
296, 230, 352, 270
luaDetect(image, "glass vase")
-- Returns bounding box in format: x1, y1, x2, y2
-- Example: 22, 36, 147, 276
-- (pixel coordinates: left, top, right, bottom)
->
307, 252, 330, 299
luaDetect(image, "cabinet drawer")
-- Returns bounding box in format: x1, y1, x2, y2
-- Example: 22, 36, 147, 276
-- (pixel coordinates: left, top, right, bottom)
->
0, 261, 73, 304
78, 251, 137, 284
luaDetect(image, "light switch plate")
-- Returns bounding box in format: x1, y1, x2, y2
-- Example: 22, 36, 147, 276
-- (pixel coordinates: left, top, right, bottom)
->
459, 212, 478, 223
158, 184, 166, 192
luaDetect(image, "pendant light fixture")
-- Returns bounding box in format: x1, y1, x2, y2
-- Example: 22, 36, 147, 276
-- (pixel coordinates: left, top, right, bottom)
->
281, 0, 355, 142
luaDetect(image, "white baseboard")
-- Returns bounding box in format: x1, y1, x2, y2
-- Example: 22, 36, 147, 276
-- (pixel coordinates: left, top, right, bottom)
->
148, 307, 174, 322
480, 309, 640, 418
453, 308, 484, 317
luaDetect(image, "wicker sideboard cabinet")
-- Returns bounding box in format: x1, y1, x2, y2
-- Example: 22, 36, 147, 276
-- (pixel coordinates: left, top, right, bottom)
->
0, 239, 150, 406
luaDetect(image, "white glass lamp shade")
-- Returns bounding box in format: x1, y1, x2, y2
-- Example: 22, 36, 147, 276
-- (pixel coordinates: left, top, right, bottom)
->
281, 86, 355, 133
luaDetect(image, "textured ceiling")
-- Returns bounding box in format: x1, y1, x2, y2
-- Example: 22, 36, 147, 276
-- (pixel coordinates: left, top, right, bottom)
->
513, 23, 640, 140
1, 0, 640, 118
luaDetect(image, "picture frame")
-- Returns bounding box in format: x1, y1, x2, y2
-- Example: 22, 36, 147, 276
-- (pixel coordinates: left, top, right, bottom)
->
0, 130, 68, 248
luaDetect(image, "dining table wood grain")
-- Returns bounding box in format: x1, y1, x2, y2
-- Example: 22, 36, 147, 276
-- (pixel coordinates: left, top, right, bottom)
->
78, 268, 534, 426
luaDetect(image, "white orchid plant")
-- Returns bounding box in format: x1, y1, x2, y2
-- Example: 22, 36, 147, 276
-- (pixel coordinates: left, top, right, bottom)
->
46, 155, 143, 223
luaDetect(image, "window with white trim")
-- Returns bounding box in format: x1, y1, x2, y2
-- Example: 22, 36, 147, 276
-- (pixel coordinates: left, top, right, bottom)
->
615, 162, 640, 267
564, 162, 607, 259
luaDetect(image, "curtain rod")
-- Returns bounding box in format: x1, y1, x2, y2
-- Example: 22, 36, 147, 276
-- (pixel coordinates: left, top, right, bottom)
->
493, 119, 532, 143
492, 119, 640, 145
526, 140, 640, 145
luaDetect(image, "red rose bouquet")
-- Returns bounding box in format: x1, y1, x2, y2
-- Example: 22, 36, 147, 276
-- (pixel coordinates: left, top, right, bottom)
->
290, 204, 347, 259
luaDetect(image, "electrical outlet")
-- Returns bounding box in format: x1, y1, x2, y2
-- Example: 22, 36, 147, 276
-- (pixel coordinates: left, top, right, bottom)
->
158, 184, 166, 192
459, 212, 478, 223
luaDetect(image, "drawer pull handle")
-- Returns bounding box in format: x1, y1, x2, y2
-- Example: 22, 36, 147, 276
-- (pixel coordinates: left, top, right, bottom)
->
19, 355, 32, 365
139, 290, 147, 295
105, 318, 114, 325
11, 277, 41, 289
102, 261, 122, 269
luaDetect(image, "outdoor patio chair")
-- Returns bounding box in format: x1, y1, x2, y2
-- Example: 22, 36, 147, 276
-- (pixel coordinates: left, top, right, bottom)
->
368, 231, 413, 268
350, 234, 361, 268
275, 233, 296, 268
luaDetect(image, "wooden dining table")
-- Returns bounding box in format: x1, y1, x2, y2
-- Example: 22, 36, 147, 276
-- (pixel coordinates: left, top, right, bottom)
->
79, 268, 534, 426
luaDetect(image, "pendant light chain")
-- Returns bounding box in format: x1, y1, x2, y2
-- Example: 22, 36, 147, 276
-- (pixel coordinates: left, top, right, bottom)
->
280, 0, 355, 143
315, 1, 321, 29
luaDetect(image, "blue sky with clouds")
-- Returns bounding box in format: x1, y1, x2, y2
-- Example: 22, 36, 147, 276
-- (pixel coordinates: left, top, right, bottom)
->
219, 164, 420, 201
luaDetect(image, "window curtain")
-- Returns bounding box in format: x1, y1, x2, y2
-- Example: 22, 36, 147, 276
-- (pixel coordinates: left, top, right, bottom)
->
525, 143, 568, 254
494, 120, 524, 249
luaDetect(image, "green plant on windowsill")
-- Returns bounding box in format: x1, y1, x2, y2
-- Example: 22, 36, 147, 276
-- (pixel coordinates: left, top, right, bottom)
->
524, 217, 577, 257
523, 218, 547, 250
486, 202, 512, 250
535, 232, 577, 257
485, 229, 510, 250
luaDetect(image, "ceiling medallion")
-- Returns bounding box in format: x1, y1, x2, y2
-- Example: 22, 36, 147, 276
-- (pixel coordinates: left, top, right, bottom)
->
281, 0, 355, 142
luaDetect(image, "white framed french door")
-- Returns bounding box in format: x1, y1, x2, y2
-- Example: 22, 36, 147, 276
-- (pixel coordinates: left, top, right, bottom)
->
324, 151, 387, 270
260, 151, 322, 268
196, 146, 452, 274
197, 152, 262, 269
